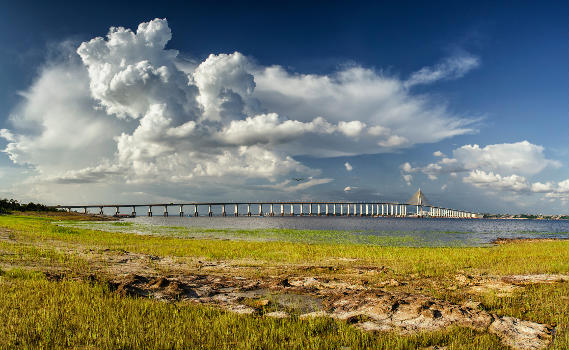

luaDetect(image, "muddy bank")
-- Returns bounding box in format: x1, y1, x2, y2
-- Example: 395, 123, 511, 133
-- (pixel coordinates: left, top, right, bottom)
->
492, 237, 566, 244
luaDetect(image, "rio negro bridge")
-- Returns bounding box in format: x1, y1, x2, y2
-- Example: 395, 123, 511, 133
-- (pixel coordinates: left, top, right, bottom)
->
52, 189, 480, 219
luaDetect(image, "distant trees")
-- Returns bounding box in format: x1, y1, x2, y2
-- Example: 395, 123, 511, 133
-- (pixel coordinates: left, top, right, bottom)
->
0, 199, 58, 214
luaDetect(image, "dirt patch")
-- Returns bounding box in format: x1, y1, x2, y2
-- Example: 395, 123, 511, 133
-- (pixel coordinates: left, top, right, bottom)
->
15, 211, 118, 221
493, 237, 564, 244
0, 228, 16, 242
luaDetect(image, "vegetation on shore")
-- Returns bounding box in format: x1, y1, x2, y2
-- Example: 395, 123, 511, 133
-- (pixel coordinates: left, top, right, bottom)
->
0, 213, 568, 349
0, 199, 58, 214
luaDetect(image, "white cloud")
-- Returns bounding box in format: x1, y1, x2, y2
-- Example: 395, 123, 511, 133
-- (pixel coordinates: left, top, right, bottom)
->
1, 18, 482, 203
402, 174, 413, 186
405, 53, 480, 87
433, 150, 445, 157
463, 170, 530, 192
531, 182, 555, 193
402, 141, 560, 180
344, 162, 353, 172
453, 141, 560, 176
344, 186, 352, 192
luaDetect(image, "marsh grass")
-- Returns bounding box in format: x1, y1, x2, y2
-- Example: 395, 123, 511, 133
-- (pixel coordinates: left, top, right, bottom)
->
0, 215, 568, 276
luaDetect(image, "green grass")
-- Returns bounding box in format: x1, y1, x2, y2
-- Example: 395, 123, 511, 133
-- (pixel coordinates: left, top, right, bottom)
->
2, 215, 568, 276
0, 270, 507, 350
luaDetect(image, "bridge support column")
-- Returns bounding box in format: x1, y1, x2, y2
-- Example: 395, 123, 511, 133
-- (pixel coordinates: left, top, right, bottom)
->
333, 204, 336, 216
194, 205, 198, 217
290, 204, 294, 216
317, 204, 321, 216
359, 204, 363, 216
259, 204, 263, 216
325, 204, 329, 216
235, 204, 239, 216
99, 207, 104, 215
299, 203, 303, 216
115, 207, 120, 216
148, 206, 152, 217
309, 204, 312, 216
131, 206, 136, 217
270, 204, 274, 216
179, 205, 184, 217
247, 204, 251, 217
208, 205, 213, 217
340, 204, 343, 216
222, 205, 226, 216
83, 207, 88, 214
281, 204, 284, 216
365, 204, 369, 216
163, 205, 168, 217
371, 204, 374, 216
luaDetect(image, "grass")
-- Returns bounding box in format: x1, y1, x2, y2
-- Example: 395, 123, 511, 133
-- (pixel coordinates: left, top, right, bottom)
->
2, 215, 568, 276
1, 213, 568, 349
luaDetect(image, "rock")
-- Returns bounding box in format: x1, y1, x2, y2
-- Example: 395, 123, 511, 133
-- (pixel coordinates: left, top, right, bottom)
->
265, 311, 289, 318
489, 316, 553, 350
299, 311, 329, 319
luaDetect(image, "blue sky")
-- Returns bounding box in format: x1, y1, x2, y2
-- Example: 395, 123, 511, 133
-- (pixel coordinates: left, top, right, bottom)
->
0, 1, 567, 214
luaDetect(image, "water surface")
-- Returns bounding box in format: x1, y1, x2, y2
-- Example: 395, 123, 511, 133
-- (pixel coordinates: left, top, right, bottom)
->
61, 217, 569, 247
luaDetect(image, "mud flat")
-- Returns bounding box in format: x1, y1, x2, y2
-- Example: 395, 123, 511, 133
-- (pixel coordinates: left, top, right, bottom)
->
1, 213, 568, 349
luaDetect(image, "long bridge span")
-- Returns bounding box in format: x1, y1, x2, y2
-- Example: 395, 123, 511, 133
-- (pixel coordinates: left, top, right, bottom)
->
51, 197, 478, 219
51, 190, 478, 218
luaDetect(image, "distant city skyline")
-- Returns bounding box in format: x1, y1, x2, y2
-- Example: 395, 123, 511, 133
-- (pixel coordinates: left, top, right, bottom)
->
0, 1, 567, 214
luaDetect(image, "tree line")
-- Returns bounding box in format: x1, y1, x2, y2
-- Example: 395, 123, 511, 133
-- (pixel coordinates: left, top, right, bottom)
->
0, 199, 58, 214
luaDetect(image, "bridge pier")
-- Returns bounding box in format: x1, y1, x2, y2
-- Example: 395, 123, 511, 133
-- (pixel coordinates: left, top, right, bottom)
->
270, 204, 274, 216
309, 204, 312, 216
222, 204, 226, 216
259, 204, 263, 216
194, 204, 198, 217
131, 206, 136, 217
317, 204, 321, 216
208, 204, 213, 217
290, 204, 294, 216
325, 203, 329, 216
179, 205, 184, 217
148, 206, 152, 217
163, 205, 168, 217
281, 204, 284, 216
234, 204, 239, 216
99, 206, 104, 215
115, 207, 120, 216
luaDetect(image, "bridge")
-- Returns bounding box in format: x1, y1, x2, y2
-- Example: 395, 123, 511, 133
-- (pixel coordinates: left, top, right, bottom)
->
51, 190, 479, 219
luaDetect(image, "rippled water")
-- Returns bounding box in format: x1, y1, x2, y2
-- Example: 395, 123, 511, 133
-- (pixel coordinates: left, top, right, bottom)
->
115, 216, 569, 246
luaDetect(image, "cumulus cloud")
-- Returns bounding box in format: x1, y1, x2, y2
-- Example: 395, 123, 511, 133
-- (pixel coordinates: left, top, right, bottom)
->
453, 141, 560, 176
344, 162, 353, 172
402, 141, 560, 180
344, 186, 352, 192
402, 174, 413, 186
405, 53, 480, 87
401, 141, 566, 202
1, 18, 482, 202
463, 170, 530, 192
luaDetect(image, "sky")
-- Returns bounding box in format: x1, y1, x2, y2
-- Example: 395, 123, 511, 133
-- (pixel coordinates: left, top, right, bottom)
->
0, 0, 567, 214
